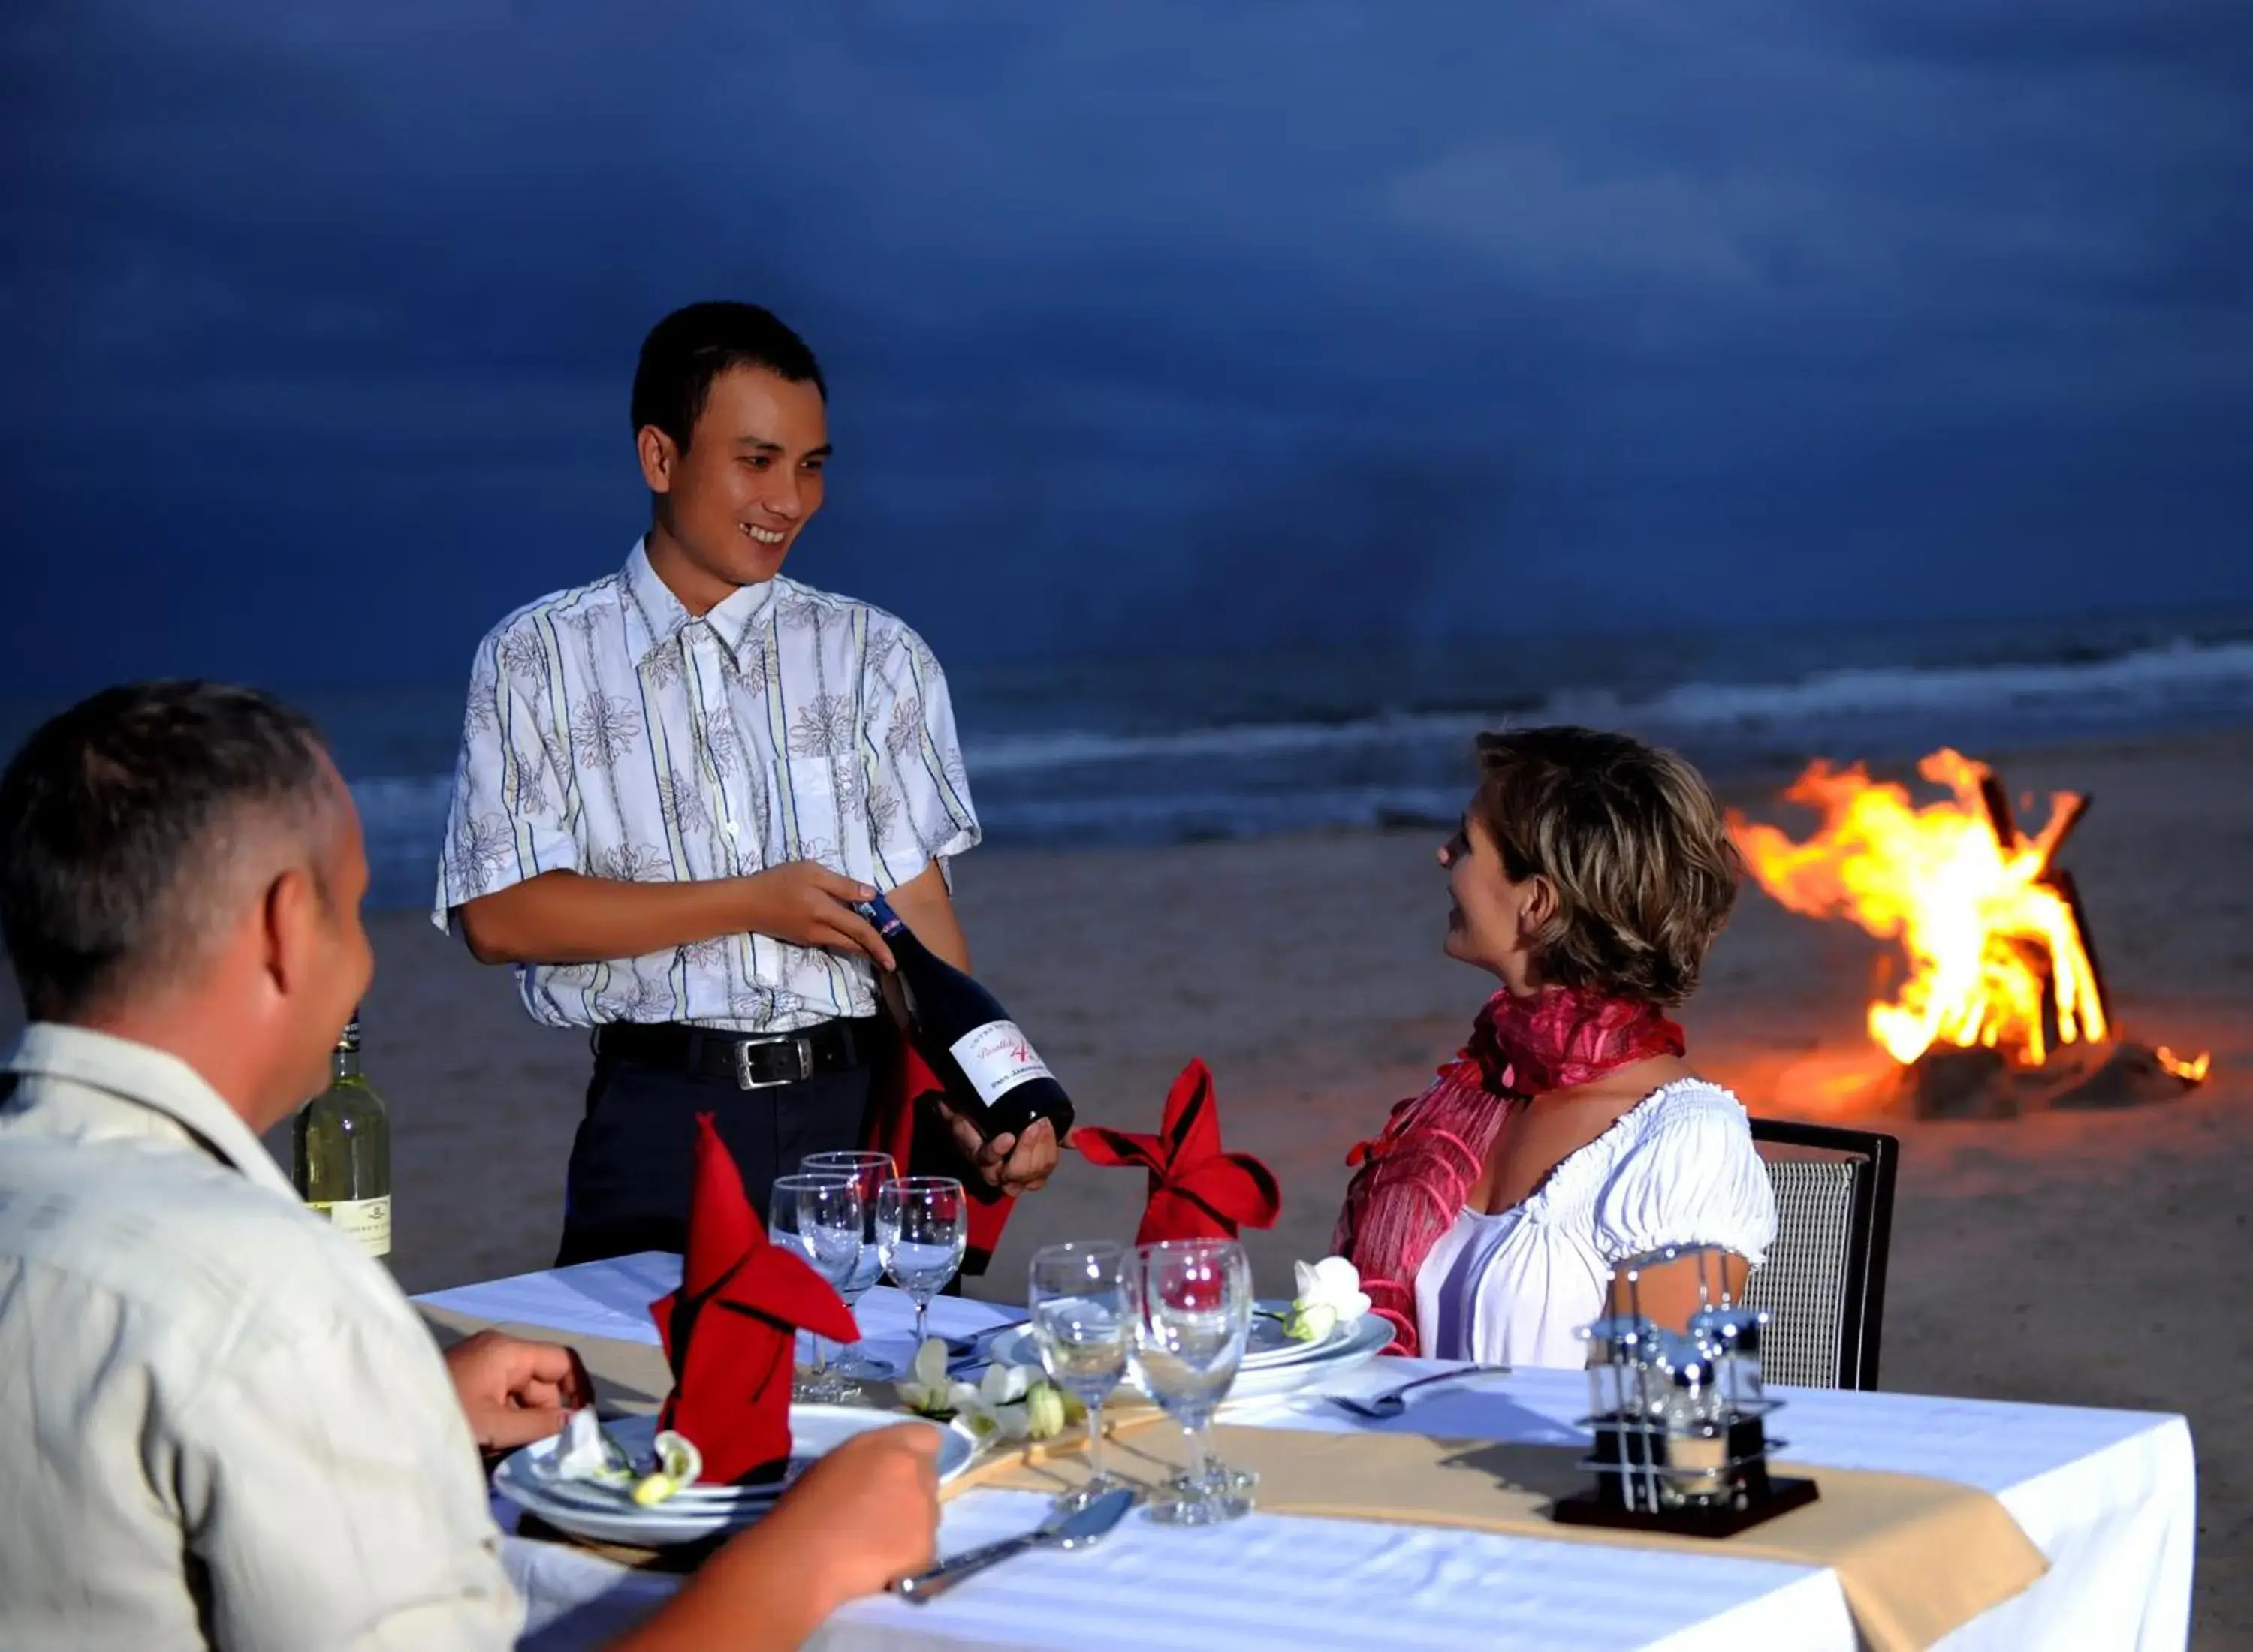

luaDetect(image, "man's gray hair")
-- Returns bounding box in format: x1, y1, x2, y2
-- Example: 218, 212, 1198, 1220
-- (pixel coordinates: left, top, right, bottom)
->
0, 682, 339, 1021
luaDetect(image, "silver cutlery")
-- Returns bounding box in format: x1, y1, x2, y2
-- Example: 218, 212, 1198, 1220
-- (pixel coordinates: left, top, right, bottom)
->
893, 1486, 1135, 1603
943, 1319, 1025, 1373
1325, 1364, 1512, 1421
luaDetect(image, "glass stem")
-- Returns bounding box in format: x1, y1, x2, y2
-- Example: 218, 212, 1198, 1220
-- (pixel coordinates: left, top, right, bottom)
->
1188, 1418, 1214, 1498
811, 1335, 828, 1376
915, 1296, 930, 1346
1087, 1397, 1106, 1485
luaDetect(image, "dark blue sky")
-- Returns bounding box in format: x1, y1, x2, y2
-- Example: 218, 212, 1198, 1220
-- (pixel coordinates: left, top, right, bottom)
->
5, 0, 2250, 693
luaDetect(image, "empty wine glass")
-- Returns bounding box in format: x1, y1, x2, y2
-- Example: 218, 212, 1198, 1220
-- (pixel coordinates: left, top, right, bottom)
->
1126, 1237, 1254, 1526
1028, 1241, 1128, 1504
771, 1172, 864, 1403
875, 1176, 969, 1348
801, 1150, 898, 1381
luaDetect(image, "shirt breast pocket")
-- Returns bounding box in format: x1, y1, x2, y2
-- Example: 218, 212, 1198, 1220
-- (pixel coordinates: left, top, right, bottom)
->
778, 755, 877, 884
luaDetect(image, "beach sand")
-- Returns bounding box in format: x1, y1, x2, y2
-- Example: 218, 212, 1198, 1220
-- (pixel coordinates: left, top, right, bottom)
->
7, 726, 2248, 1638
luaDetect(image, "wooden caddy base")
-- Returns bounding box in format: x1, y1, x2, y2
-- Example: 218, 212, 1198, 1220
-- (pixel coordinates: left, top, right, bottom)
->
1549, 1475, 1820, 1539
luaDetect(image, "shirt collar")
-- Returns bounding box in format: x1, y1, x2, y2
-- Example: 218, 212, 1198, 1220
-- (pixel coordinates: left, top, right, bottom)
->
3, 1023, 300, 1202
621, 537, 780, 668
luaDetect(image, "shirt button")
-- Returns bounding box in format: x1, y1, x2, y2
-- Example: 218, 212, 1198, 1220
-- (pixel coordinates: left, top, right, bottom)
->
723, 821, 740, 837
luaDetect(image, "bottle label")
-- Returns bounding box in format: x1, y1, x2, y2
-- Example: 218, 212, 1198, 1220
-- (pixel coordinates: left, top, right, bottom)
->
948, 1020, 1055, 1109
309, 1196, 392, 1258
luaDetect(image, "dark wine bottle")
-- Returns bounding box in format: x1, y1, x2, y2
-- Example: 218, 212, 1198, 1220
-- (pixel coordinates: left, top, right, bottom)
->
863, 893, 1075, 1147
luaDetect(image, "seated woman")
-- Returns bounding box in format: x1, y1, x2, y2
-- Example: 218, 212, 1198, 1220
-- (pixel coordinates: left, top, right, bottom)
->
1333, 726, 1775, 1366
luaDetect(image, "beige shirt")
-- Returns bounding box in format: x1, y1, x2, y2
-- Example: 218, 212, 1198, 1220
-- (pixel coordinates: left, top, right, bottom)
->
0, 1023, 522, 1650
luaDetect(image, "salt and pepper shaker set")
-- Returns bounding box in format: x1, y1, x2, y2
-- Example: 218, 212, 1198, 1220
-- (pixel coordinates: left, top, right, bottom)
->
1557, 1244, 1817, 1534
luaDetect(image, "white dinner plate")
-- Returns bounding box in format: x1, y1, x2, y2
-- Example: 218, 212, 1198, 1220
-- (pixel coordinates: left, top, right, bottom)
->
496, 1407, 973, 1545
1224, 1311, 1392, 1400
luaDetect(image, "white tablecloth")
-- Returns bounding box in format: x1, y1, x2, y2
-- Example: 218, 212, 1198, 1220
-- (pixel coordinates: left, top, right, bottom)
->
415, 1258, 2194, 1652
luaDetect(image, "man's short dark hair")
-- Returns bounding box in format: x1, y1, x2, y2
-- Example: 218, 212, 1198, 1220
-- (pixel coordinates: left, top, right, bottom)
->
0, 681, 334, 1022
629, 301, 826, 451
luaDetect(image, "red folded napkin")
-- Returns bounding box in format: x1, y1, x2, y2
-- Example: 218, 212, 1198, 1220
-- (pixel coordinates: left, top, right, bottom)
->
866, 1042, 1014, 1274
648, 1114, 861, 1485
1074, 1059, 1282, 1244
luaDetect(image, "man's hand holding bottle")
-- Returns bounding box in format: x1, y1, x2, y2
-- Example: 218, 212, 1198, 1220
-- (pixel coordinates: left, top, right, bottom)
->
742, 862, 1064, 1196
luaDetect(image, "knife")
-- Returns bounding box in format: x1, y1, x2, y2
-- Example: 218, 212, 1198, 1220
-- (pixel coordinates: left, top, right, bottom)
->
893, 1487, 1136, 1603
943, 1319, 1025, 1374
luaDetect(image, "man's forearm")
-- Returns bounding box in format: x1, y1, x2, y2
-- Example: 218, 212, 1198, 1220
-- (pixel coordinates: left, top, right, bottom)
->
882, 862, 970, 970
603, 1508, 851, 1652
457, 870, 753, 966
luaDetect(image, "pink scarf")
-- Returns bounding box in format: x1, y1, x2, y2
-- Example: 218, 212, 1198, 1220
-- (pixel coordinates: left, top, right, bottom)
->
1332, 987, 1686, 1355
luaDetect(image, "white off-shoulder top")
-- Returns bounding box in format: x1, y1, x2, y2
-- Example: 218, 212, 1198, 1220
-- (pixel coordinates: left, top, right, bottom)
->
1413, 1079, 1776, 1370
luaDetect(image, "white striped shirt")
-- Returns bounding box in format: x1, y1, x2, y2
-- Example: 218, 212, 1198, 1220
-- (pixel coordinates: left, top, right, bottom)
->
434, 539, 981, 1032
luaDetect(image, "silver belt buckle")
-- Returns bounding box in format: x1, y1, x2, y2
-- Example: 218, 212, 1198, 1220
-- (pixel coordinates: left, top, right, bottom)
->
735, 1034, 815, 1090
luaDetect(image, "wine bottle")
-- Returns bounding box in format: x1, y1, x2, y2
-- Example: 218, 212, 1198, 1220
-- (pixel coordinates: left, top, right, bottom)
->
863, 894, 1075, 1147
292, 1011, 393, 1259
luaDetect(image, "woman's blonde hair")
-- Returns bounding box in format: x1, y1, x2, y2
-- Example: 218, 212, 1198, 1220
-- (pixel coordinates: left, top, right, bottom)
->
1469, 726, 1740, 1006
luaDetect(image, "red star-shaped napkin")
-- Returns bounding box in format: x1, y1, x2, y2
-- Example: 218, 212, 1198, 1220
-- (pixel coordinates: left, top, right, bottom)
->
1074, 1059, 1281, 1244
647, 1114, 861, 1486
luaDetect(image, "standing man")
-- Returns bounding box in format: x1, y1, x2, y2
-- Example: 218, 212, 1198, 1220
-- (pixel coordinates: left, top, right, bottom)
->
437, 302, 1057, 1265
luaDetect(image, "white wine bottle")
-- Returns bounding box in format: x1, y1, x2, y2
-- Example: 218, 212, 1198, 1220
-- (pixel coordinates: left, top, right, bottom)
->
293, 1012, 392, 1259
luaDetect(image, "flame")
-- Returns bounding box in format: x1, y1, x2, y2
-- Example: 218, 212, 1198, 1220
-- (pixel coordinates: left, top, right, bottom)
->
1727, 750, 2107, 1067
2156, 1047, 2211, 1083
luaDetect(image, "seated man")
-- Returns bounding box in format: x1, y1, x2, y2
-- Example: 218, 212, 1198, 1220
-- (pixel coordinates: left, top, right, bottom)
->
0, 680, 937, 1651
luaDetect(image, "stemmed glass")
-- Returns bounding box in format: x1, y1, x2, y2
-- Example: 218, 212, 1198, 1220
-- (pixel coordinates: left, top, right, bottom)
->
1028, 1241, 1129, 1505
802, 1150, 900, 1381
876, 1176, 969, 1349
771, 1172, 864, 1403
1126, 1237, 1255, 1526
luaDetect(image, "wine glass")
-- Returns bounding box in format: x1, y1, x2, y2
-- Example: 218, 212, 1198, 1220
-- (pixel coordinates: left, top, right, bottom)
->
875, 1176, 969, 1349
1126, 1237, 1255, 1526
801, 1150, 897, 1380
1028, 1241, 1128, 1505
771, 1172, 864, 1403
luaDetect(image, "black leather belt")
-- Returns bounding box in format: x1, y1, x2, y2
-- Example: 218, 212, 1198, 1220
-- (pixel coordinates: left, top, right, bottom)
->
594, 1017, 886, 1090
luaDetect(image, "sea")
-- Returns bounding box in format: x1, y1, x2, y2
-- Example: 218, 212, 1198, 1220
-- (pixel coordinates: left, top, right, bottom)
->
10, 607, 2253, 913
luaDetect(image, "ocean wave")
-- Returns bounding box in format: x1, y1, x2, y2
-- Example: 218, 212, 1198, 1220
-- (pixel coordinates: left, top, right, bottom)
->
964, 712, 1491, 774
345, 632, 2253, 908
961, 637, 2253, 776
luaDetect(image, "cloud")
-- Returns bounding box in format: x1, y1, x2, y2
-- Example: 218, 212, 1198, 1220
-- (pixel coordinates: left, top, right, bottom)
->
2, 0, 2250, 691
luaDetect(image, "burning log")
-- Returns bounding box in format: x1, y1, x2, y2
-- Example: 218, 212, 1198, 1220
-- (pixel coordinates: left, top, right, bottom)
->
1728, 750, 2211, 1120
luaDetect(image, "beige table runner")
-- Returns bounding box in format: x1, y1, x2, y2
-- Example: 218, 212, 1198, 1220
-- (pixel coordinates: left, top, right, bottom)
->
962, 1422, 2047, 1652
422, 1309, 2047, 1649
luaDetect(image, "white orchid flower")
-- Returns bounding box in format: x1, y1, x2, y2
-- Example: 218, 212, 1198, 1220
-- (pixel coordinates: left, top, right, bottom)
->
980, 1361, 1032, 1407
952, 1363, 1086, 1445
896, 1337, 958, 1417
950, 1361, 1035, 1442
1287, 1256, 1372, 1342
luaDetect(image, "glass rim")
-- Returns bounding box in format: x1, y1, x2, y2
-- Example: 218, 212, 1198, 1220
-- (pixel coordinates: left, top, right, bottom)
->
1031, 1238, 1126, 1262
1132, 1237, 1247, 1257
879, 1175, 967, 1195
802, 1150, 897, 1169
773, 1171, 858, 1192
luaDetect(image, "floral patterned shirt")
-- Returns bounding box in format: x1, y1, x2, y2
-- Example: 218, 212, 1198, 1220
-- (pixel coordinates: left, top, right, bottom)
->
433, 539, 980, 1032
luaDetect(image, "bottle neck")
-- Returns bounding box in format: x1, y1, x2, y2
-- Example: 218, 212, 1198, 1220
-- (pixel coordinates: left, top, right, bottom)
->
332, 1014, 363, 1083
864, 894, 930, 963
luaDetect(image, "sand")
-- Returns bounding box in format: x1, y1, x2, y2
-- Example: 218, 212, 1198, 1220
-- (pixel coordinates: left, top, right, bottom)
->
5, 726, 2248, 1639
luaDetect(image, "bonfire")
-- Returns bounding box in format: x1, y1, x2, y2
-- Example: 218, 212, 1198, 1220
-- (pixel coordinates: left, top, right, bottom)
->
1727, 749, 2209, 1115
